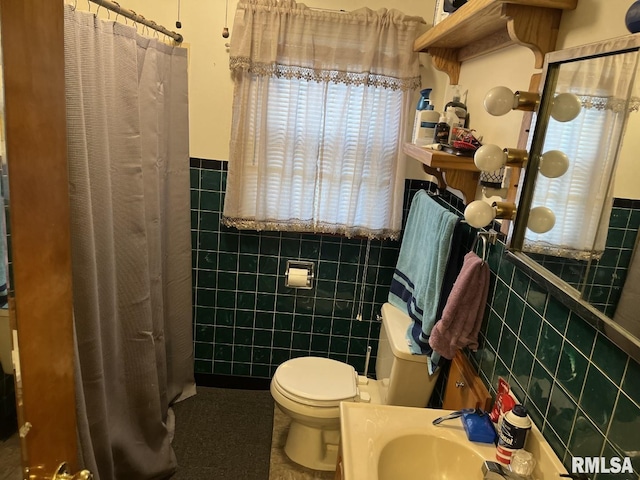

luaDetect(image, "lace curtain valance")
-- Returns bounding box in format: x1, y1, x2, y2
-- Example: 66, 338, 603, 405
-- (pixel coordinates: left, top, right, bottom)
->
223, 0, 423, 239
229, 0, 423, 91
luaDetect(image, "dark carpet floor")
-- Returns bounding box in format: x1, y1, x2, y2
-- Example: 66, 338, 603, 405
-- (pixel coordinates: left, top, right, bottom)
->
171, 386, 274, 479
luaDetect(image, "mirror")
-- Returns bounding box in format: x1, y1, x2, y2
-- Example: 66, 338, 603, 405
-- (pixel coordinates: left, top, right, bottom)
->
508, 33, 640, 362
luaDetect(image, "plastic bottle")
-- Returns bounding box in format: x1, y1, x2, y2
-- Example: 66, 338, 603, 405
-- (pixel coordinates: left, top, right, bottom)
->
445, 106, 462, 143
496, 404, 532, 465
445, 85, 468, 128
433, 114, 450, 145
412, 89, 440, 146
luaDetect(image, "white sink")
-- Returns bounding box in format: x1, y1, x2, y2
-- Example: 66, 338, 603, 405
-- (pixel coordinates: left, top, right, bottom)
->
378, 433, 487, 480
339, 403, 567, 480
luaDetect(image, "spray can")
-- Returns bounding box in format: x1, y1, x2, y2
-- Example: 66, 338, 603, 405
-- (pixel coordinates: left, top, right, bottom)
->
496, 404, 531, 465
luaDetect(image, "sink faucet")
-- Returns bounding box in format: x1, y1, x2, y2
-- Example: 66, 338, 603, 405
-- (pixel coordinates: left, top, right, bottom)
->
482, 461, 526, 480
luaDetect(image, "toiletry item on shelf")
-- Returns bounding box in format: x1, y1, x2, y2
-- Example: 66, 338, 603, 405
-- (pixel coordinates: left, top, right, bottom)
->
509, 449, 536, 478
433, 0, 449, 25
445, 106, 462, 143
462, 410, 497, 444
412, 89, 440, 146
433, 114, 450, 144
496, 404, 531, 465
445, 85, 468, 127
433, 409, 497, 444
443, 0, 467, 13
490, 377, 516, 423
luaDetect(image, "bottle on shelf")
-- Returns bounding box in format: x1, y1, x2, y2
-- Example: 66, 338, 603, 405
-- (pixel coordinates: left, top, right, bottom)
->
445, 85, 468, 128
412, 88, 441, 147
433, 114, 450, 145
444, 106, 462, 143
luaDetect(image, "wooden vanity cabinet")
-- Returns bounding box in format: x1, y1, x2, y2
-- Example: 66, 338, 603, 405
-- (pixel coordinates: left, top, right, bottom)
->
442, 351, 492, 411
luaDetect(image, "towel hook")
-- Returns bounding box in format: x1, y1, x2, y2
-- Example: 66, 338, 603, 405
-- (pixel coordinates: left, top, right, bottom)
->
471, 230, 498, 265
481, 235, 489, 265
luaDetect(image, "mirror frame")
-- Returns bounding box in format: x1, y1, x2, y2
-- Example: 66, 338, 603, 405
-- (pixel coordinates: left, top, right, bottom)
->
507, 33, 640, 363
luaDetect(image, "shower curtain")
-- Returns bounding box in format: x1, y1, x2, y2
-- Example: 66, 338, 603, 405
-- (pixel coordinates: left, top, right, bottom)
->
64, 6, 195, 480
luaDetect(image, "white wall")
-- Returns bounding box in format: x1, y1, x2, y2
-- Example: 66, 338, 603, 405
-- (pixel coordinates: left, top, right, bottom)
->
84, 0, 446, 163
77, 0, 638, 196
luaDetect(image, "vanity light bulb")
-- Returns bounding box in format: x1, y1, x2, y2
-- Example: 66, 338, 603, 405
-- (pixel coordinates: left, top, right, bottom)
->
539, 150, 570, 178
550, 93, 582, 122
527, 206, 556, 234
483, 86, 517, 116
474, 144, 506, 172
464, 200, 496, 228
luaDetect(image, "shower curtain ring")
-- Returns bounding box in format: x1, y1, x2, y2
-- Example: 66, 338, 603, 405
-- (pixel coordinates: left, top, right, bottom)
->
139, 16, 149, 36
112, 1, 120, 22
150, 21, 160, 39
130, 10, 138, 30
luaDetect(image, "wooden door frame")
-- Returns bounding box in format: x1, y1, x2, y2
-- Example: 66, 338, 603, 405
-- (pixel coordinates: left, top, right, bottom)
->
1, 0, 77, 477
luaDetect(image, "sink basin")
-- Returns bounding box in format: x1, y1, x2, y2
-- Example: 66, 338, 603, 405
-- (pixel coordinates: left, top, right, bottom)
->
339, 403, 567, 480
378, 434, 485, 480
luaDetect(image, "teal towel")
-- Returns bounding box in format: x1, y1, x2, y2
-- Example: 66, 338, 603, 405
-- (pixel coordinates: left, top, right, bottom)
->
388, 190, 458, 357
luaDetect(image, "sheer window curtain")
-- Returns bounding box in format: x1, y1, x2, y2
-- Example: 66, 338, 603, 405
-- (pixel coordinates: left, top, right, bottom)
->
64, 6, 195, 480
223, 0, 423, 239
524, 51, 640, 260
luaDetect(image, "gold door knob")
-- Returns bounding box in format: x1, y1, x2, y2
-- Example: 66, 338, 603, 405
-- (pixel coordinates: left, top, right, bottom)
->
52, 463, 93, 480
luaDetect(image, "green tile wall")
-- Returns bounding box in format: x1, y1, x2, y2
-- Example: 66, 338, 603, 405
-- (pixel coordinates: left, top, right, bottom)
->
191, 158, 639, 478
470, 239, 640, 478
190, 158, 415, 378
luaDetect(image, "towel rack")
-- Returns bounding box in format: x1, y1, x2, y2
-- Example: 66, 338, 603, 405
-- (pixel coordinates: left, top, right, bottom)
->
471, 230, 498, 265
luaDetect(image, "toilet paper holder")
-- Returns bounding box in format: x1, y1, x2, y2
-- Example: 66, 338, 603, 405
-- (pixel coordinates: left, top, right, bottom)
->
285, 260, 314, 289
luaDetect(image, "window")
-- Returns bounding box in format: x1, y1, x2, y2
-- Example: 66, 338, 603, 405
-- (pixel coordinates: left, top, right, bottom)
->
222, 0, 423, 239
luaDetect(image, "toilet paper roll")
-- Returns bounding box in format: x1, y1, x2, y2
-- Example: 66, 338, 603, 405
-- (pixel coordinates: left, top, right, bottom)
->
287, 267, 309, 287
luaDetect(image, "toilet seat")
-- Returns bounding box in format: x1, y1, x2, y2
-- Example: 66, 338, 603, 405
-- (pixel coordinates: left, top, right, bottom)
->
273, 357, 358, 407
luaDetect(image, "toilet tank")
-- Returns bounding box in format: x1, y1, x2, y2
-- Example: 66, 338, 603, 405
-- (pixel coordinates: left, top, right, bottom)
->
375, 302, 439, 407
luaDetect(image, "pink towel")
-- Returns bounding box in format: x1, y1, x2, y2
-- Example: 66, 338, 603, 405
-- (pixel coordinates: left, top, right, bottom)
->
429, 251, 490, 360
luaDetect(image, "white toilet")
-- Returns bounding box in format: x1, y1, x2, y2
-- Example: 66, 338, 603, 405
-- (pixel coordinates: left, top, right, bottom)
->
270, 302, 440, 471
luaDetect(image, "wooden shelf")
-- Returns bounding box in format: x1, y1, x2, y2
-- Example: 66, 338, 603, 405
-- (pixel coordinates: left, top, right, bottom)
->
403, 143, 480, 205
414, 0, 578, 84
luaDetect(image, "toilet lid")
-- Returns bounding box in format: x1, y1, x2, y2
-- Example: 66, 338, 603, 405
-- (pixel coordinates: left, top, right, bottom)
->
274, 357, 357, 402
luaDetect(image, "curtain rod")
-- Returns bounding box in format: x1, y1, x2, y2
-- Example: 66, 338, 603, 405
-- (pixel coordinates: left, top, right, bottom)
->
88, 0, 183, 43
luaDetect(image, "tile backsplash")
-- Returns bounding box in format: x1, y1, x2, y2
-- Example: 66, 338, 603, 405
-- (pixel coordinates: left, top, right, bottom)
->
190, 158, 639, 478
190, 158, 406, 378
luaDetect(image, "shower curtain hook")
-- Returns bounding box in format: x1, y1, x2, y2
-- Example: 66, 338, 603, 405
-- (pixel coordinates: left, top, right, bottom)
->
112, 1, 120, 22
150, 22, 160, 39
71, 0, 77, 11
130, 10, 138, 30
138, 14, 148, 35
87, 0, 91, 11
